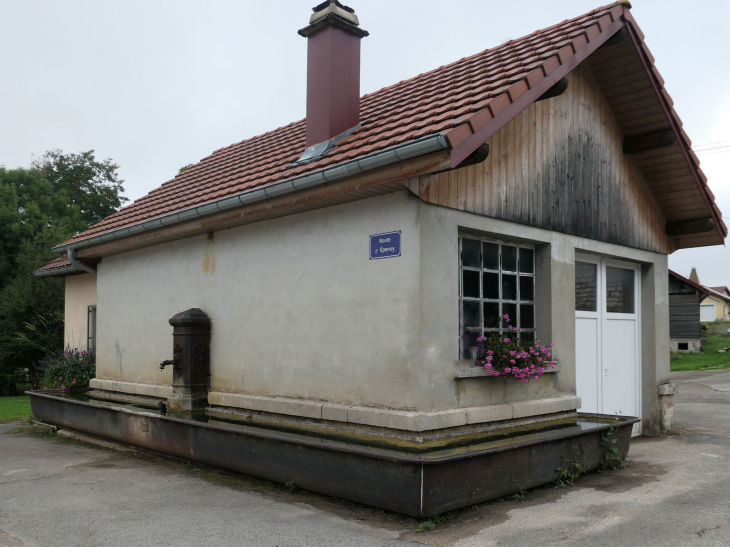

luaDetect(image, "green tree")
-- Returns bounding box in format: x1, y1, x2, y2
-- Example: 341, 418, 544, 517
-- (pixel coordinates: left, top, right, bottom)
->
0, 151, 127, 395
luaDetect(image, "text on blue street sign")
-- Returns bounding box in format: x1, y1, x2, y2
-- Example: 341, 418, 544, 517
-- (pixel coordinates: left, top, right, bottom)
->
370, 231, 401, 260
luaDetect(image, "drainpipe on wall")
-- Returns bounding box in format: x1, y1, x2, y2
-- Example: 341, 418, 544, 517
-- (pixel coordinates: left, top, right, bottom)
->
67, 248, 97, 275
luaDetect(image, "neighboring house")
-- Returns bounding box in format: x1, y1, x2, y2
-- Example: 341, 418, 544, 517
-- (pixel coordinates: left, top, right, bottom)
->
35, 257, 97, 350
668, 270, 709, 353
689, 267, 730, 321
36, 1, 726, 437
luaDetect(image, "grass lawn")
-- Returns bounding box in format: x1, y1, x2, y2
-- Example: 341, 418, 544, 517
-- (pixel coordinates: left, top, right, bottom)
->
0, 395, 32, 423
671, 322, 730, 372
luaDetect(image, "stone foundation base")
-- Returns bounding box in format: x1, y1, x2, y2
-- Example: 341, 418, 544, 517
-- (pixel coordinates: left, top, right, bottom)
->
670, 338, 701, 353
88, 378, 581, 433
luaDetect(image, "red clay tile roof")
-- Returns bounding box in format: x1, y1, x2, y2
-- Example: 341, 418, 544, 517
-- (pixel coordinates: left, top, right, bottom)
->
62, 1, 724, 247
34, 257, 80, 277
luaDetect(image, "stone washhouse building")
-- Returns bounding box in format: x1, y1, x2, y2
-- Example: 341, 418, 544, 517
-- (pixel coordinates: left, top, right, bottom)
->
37, 1, 725, 439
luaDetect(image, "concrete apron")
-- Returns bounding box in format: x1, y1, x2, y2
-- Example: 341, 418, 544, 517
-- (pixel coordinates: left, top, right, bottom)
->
29, 389, 637, 517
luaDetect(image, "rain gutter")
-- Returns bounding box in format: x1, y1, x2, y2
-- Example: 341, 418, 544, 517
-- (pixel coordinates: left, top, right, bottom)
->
33, 265, 83, 278
53, 133, 451, 255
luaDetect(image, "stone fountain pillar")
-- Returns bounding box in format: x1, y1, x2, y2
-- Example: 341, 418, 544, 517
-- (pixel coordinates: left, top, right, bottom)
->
159, 308, 211, 411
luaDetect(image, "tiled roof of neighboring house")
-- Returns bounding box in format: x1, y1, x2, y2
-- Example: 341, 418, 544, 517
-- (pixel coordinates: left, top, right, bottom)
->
58, 1, 725, 249
705, 287, 730, 302
706, 287, 730, 302
669, 269, 709, 296
33, 257, 81, 278
709, 286, 730, 295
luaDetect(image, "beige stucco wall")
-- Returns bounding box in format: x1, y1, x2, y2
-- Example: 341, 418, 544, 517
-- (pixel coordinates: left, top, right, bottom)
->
700, 295, 729, 321
64, 273, 97, 349
96, 192, 425, 406
94, 191, 669, 433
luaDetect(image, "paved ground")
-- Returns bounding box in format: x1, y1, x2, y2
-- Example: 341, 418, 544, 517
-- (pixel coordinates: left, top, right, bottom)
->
1, 370, 730, 546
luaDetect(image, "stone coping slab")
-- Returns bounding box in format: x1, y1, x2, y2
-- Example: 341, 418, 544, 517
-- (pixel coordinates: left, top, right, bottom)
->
90, 378, 172, 399
89, 379, 580, 432
208, 391, 581, 432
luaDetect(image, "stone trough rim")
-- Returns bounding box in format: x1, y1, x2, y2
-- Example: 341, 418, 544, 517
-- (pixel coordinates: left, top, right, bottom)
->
28, 389, 639, 465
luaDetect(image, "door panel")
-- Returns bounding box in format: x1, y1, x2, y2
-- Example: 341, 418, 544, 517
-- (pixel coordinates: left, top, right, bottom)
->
601, 318, 636, 417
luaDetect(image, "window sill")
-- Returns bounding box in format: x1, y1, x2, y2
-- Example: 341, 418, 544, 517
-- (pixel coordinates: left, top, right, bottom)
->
457, 362, 560, 379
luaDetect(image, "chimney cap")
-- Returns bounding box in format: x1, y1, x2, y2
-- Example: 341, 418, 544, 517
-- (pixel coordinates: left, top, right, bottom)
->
299, 0, 369, 38
313, 0, 355, 15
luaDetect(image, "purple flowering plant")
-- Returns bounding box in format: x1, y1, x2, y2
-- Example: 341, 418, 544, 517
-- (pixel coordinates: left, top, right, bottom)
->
37, 347, 95, 391
475, 314, 556, 383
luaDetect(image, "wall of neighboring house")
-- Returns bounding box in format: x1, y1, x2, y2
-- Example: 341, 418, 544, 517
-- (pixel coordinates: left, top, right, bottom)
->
700, 296, 730, 322
64, 273, 97, 349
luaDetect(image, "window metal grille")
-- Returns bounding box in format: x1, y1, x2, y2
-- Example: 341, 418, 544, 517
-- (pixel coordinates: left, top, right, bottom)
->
459, 235, 536, 359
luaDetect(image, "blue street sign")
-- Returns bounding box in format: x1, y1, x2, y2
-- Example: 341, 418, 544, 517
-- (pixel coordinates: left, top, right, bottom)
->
370, 231, 401, 260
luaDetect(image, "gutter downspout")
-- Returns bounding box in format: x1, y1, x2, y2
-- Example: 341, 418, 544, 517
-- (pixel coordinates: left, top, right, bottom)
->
54, 133, 451, 256
67, 248, 97, 275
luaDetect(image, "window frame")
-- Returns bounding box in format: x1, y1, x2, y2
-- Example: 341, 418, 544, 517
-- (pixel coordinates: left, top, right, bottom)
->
459, 234, 536, 359
87, 305, 97, 351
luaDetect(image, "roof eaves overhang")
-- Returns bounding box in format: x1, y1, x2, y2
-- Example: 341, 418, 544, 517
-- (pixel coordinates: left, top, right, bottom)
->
621, 10, 726, 244
52, 133, 451, 254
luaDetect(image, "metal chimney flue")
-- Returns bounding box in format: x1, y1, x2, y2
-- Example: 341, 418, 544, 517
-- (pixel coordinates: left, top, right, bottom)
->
296, 0, 368, 164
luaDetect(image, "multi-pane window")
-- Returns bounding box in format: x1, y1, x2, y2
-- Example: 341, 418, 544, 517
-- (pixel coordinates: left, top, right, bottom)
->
459, 236, 536, 359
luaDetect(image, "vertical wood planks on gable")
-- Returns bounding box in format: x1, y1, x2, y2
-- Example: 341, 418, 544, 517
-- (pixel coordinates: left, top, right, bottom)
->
415, 62, 670, 254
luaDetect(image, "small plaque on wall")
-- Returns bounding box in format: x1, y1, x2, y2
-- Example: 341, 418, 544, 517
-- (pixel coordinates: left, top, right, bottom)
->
369, 231, 401, 260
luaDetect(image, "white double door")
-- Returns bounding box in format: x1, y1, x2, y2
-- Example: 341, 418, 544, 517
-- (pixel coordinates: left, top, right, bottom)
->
575, 255, 641, 435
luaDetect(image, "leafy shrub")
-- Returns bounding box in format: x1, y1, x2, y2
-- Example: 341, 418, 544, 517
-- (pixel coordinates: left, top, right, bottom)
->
37, 347, 95, 391
476, 314, 556, 383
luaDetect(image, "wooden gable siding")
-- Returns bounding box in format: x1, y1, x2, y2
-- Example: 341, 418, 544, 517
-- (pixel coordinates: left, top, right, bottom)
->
669, 294, 700, 339
669, 274, 701, 338
415, 62, 672, 254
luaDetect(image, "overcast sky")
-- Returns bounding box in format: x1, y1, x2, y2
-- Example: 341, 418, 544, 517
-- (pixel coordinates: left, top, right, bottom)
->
1, 0, 729, 284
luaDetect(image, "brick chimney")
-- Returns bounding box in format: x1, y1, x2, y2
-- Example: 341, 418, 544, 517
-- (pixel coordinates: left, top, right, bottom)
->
297, 1, 368, 160
689, 267, 700, 285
